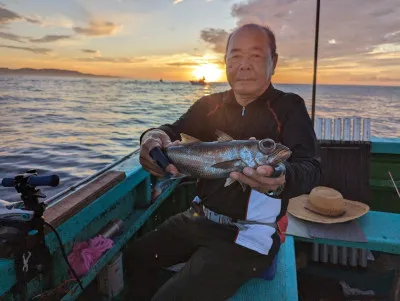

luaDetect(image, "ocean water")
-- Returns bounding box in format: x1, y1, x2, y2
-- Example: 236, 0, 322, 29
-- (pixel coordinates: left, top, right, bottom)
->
0, 76, 399, 201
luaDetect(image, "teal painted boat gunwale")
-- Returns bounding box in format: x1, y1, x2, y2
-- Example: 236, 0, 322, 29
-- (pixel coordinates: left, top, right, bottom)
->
45, 168, 149, 254
369, 137, 400, 212
293, 210, 400, 255
371, 137, 400, 154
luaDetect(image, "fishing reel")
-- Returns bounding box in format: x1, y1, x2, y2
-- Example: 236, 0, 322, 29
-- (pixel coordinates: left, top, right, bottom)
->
0, 169, 59, 298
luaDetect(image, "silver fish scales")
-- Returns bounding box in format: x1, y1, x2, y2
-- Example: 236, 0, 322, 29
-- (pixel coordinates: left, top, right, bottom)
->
164, 130, 292, 188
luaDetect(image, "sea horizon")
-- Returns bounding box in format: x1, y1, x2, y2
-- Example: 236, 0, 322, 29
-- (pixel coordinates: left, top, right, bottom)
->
1, 73, 399, 88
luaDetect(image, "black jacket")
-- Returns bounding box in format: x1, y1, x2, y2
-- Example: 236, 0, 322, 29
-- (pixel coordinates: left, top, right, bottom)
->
142, 84, 322, 221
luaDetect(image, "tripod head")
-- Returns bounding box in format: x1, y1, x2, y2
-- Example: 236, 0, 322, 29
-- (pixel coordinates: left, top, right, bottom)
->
1, 169, 59, 222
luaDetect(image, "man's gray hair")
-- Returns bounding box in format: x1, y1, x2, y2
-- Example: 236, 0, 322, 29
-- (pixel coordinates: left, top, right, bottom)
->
225, 23, 277, 58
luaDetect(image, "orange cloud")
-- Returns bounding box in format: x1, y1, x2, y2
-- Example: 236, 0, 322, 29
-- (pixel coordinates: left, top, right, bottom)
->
0, 44, 52, 55
73, 21, 120, 36
167, 57, 223, 68
81, 49, 100, 55
76, 56, 147, 63
0, 32, 72, 44
167, 61, 198, 67
30, 35, 73, 43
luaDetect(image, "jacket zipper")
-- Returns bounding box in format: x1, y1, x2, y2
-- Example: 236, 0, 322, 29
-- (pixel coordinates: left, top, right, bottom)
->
242, 106, 246, 116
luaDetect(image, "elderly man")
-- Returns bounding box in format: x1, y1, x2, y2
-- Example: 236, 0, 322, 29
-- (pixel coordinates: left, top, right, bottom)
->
128, 23, 322, 300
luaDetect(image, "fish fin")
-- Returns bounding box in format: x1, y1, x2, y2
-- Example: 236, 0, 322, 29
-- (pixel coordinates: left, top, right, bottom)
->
165, 172, 189, 180
171, 174, 189, 180
224, 178, 247, 192
152, 174, 188, 200
224, 177, 236, 187
211, 159, 243, 169
180, 133, 201, 144
238, 181, 247, 192
215, 130, 234, 142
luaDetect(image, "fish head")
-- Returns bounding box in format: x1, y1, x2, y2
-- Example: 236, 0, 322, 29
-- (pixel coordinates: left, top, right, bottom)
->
256, 138, 292, 166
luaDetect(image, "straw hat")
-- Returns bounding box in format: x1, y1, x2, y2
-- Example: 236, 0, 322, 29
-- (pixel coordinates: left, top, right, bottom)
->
287, 186, 370, 224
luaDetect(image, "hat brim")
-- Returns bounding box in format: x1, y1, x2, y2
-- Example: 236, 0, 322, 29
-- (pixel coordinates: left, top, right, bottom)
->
287, 194, 370, 224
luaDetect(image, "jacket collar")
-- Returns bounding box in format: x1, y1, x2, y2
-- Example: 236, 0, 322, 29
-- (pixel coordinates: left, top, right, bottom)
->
223, 83, 278, 107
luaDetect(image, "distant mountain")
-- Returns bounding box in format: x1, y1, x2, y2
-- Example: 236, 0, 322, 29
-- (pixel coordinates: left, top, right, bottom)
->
0, 68, 118, 78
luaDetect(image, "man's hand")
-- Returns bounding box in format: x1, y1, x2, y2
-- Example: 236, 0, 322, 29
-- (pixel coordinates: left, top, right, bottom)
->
229, 166, 285, 194
139, 129, 179, 177
229, 136, 285, 194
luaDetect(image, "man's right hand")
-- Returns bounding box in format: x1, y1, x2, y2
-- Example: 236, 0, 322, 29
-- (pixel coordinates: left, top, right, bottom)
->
139, 129, 180, 177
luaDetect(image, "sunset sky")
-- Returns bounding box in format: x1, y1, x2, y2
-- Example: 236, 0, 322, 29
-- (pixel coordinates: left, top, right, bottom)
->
0, 0, 399, 85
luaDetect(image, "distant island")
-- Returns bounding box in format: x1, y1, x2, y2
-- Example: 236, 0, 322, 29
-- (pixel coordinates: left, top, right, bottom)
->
0, 68, 118, 78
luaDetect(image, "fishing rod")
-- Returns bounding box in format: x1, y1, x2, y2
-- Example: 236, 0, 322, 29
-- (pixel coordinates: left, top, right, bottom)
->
311, 0, 321, 126
388, 171, 400, 199
44, 148, 141, 205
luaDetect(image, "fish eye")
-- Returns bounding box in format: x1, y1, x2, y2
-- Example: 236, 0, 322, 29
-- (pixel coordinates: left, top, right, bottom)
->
259, 139, 276, 153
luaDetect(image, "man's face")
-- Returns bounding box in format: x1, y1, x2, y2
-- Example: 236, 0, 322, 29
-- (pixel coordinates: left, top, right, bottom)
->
225, 27, 277, 96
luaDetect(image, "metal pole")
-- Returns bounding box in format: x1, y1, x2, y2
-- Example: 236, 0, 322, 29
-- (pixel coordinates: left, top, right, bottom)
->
311, 0, 320, 125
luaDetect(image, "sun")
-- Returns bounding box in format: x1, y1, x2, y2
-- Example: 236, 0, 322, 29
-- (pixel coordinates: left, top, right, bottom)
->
192, 64, 223, 82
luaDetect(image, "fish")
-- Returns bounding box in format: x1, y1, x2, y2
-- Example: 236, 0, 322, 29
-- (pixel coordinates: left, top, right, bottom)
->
161, 130, 292, 191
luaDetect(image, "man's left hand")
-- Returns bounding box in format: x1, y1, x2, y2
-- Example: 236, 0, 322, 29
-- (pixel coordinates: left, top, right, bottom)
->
229, 165, 285, 194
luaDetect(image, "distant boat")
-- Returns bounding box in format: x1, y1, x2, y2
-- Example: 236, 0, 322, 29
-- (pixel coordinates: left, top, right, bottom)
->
159, 78, 164, 83
190, 76, 207, 85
